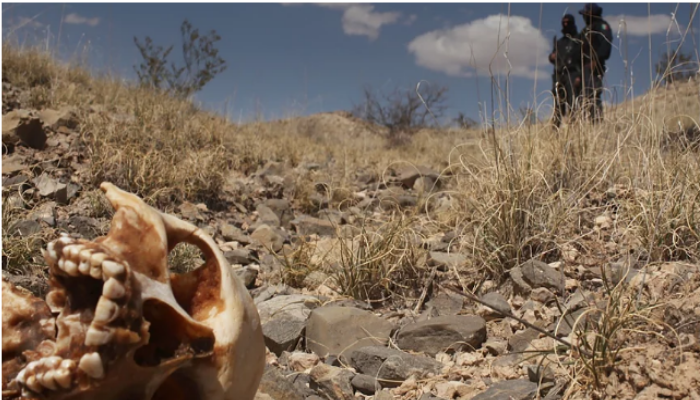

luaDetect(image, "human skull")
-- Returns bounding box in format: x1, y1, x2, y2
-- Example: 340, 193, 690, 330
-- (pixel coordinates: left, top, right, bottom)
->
1, 182, 265, 400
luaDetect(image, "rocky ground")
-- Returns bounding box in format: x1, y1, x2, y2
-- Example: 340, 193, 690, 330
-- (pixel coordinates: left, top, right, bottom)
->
3, 55, 700, 400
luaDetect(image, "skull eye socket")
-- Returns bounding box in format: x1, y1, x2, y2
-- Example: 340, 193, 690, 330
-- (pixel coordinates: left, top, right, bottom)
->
133, 299, 214, 367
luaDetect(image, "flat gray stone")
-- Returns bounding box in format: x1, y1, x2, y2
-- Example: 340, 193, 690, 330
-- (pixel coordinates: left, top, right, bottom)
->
309, 364, 355, 400
263, 312, 307, 356
519, 259, 564, 294
471, 379, 538, 400
351, 374, 381, 395
306, 306, 394, 359
395, 315, 487, 355
349, 346, 441, 386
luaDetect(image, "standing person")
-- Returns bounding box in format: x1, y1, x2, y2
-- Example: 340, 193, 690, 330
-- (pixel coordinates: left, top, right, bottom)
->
578, 3, 613, 124
549, 14, 582, 128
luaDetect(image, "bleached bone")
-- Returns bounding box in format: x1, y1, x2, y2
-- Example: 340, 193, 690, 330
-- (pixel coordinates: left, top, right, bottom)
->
2, 182, 265, 400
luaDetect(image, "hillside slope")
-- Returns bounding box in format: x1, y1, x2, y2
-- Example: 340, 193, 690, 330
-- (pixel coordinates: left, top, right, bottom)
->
2, 45, 700, 400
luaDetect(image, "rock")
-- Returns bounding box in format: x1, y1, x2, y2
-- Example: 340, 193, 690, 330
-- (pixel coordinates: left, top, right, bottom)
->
292, 215, 337, 237
351, 374, 381, 395
233, 266, 258, 288
257, 204, 282, 228
37, 106, 79, 130
594, 214, 613, 229
258, 365, 307, 400
257, 294, 318, 325
264, 199, 294, 228
220, 223, 251, 244
397, 195, 418, 208
255, 161, 289, 179
302, 270, 331, 289
349, 346, 441, 386
224, 248, 256, 266
59, 216, 104, 240
306, 306, 394, 359
317, 210, 347, 226
377, 188, 411, 210
2, 155, 28, 175
484, 338, 508, 356
510, 267, 532, 296
564, 289, 591, 312
251, 224, 285, 252
395, 315, 487, 356
309, 364, 355, 400
32, 174, 67, 202
479, 292, 511, 319
28, 201, 57, 227
413, 176, 439, 193
284, 352, 320, 372
508, 328, 540, 353
288, 374, 316, 398
394, 165, 440, 189
2, 110, 47, 150
551, 308, 587, 337
519, 259, 564, 294
178, 202, 204, 221
2, 174, 29, 189
66, 183, 80, 202
435, 381, 475, 399
471, 379, 538, 400
419, 395, 448, 400
8, 220, 41, 237
427, 251, 467, 271
263, 311, 307, 356
526, 364, 555, 383
530, 288, 555, 304
425, 291, 464, 316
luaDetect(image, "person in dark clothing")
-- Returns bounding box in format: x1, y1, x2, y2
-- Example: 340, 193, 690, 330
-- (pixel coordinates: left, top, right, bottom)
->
549, 14, 582, 128
578, 3, 613, 124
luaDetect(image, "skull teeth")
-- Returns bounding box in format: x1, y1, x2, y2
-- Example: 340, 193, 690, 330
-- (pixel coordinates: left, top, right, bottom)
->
42, 245, 58, 266
16, 356, 76, 393
103, 278, 126, 299
78, 353, 104, 379
102, 260, 125, 279
60, 259, 80, 277
89, 264, 103, 279
25, 375, 42, 393
38, 370, 58, 391
51, 242, 129, 283
85, 325, 115, 346
54, 368, 71, 389
93, 297, 120, 324
63, 244, 84, 260
90, 252, 107, 268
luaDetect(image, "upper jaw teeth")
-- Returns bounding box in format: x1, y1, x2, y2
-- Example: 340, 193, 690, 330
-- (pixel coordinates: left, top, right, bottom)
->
46, 238, 132, 350
51, 241, 129, 283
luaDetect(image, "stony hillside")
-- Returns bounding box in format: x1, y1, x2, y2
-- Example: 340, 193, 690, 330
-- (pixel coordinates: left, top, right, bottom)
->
2, 45, 700, 400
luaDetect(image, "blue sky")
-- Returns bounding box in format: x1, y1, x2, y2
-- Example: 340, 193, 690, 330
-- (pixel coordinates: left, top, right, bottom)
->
3, 2, 698, 124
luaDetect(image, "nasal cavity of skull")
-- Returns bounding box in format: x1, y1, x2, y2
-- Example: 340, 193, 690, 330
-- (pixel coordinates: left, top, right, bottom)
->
168, 243, 204, 274
133, 299, 214, 367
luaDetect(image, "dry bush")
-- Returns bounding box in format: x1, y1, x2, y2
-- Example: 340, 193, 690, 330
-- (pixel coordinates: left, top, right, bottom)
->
352, 83, 448, 147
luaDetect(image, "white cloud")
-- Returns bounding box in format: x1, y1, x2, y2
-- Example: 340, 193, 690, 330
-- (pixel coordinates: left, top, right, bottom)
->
11, 16, 44, 30
64, 12, 100, 27
606, 14, 673, 36
318, 4, 407, 41
408, 14, 549, 79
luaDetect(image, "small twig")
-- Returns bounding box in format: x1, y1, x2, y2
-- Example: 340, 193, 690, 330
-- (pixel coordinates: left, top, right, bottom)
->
414, 266, 437, 314
441, 284, 593, 358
